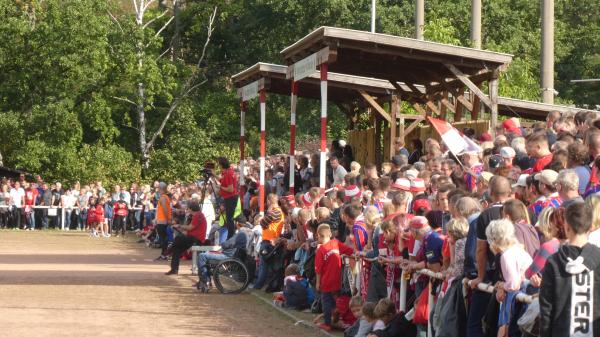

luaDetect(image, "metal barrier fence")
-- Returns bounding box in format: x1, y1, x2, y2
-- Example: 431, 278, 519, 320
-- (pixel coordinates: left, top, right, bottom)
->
0, 205, 143, 230
410, 268, 534, 337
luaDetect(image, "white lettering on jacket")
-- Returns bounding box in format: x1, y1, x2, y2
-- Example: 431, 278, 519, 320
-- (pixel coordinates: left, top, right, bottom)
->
570, 270, 594, 337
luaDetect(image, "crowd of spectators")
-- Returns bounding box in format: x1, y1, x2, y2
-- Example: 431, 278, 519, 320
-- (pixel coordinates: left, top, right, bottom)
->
175, 109, 600, 337
7, 108, 600, 337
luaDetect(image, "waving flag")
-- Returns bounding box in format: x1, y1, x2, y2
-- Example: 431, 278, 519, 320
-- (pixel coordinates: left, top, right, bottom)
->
427, 117, 482, 155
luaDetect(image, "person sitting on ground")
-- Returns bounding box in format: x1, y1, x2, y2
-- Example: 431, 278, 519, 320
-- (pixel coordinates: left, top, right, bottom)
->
165, 201, 207, 275
281, 263, 314, 310
367, 298, 416, 337
196, 214, 252, 290
540, 202, 600, 337
345, 302, 377, 337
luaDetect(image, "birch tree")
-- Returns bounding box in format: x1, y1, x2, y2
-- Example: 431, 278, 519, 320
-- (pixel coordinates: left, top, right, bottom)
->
110, 0, 217, 170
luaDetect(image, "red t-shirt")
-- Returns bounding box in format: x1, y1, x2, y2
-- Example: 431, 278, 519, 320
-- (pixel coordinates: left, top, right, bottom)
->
25, 189, 38, 206
114, 202, 128, 217
532, 153, 553, 173
95, 205, 105, 222
187, 212, 207, 243
220, 167, 238, 199
87, 205, 96, 224
315, 239, 354, 292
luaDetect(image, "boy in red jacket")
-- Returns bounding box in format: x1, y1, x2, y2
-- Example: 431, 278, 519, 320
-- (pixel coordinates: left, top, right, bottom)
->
315, 223, 354, 332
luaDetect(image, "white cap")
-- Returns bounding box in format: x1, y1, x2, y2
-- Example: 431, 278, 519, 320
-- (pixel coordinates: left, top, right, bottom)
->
191, 193, 200, 199
500, 147, 516, 159
512, 174, 529, 188
338, 140, 347, 148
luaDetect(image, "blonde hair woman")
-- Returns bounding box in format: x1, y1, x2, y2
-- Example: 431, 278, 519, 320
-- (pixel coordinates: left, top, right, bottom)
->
445, 218, 469, 279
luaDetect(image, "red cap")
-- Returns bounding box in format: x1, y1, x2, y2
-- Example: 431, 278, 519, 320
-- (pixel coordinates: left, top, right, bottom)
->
502, 119, 521, 135
479, 132, 493, 142
409, 216, 429, 229
412, 199, 431, 213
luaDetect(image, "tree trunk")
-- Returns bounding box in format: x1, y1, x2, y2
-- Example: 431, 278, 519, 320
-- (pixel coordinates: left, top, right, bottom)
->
172, 0, 181, 61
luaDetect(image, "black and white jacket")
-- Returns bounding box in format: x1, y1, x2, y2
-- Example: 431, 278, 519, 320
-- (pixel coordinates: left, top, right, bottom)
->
540, 243, 600, 337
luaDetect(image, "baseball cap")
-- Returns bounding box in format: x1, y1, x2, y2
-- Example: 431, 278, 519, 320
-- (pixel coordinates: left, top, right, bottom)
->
479, 132, 493, 142
499, 147, 516, 159
512, 174, 530, 188
409, 216, 429, 230
535, 170, 559, 186
412, 199, 431, 213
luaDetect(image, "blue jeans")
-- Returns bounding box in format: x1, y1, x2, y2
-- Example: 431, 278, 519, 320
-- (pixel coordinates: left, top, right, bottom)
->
64, 210, 72, 230
79, 210, 87, 230
198, 252, 229, 280
26, 212, 35, 229
321, 292, 336, 325
467, 289, 492, 337
253, 241, 270, 289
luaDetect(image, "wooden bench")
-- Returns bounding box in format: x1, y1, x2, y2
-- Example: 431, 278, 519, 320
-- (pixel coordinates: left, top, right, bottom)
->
190, 245, 221, 275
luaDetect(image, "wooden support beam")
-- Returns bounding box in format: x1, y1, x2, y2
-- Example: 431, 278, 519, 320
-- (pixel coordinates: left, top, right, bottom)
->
489, 74, 500, 137
358, 90, 392, 124
440, 91, 448, 119
375, 116, 383, 166
404, 116, 425, 135
411, 102, 428, 117
455, 87, 464, 121
390, 95, 399, 159
427, 69, 492, 96
438, 80, 474, 112
445, 63, 493, 108
440, 95, 456, 115
472, 87, 481, 120
398, 114, 425, 120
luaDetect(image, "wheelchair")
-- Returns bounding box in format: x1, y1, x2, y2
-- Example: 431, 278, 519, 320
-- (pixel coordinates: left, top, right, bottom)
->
197, 249, 250, 294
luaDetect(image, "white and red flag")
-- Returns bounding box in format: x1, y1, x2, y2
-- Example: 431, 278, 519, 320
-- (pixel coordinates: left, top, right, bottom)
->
427, 117, 482, 156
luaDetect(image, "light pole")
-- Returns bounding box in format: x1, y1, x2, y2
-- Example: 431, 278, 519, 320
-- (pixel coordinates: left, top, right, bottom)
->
371, 0, 376, 33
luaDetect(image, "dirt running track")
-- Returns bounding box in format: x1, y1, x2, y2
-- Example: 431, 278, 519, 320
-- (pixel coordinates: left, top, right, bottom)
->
0, 231, 314, 337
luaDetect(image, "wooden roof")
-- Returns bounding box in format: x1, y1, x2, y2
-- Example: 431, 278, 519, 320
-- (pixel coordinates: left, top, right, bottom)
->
231, 63, 595, 121
232, 62, 398, 103
498, 97, 597, 121
280, 27, 513, 91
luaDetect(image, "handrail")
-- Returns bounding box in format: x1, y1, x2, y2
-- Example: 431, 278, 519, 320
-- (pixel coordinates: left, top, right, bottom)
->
462, 278, 533, 304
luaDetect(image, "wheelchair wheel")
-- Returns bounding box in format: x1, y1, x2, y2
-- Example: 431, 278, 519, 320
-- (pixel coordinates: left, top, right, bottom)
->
213, 258, 249, 294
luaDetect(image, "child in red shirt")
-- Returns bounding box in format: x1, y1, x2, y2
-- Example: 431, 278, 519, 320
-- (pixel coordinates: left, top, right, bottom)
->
315, 223, 354, 332
87, 196, 98, 236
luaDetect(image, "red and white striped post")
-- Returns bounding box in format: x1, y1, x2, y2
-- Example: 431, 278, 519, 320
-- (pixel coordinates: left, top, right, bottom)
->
239, 100, 246, 204
289, 81, 298, 194
319, 64, 328, 191
259, 89, 267, 216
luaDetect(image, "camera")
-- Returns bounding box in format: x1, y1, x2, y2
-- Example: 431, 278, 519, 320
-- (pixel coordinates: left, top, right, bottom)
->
201, 168, 213, 179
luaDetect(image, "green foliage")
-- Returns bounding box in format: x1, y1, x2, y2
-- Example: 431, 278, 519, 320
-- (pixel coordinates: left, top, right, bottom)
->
0, 0, 598, 185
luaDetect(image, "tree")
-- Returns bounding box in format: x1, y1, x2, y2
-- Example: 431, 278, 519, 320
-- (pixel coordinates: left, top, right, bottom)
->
108, 1, 217, 170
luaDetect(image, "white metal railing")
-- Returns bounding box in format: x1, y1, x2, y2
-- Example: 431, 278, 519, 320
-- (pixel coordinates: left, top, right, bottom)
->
0, 205, 144, 230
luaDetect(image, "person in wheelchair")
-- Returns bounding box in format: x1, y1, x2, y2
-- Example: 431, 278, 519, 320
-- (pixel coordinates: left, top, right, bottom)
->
197, 214, 253, 290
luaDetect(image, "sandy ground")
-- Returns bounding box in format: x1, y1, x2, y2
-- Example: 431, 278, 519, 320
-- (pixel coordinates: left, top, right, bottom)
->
0, 230, 317, 337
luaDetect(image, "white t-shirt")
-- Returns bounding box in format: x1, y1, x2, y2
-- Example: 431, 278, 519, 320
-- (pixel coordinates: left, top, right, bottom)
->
10, 188, 25, 207
333, 165, 348, 185
62, 195, 77, 209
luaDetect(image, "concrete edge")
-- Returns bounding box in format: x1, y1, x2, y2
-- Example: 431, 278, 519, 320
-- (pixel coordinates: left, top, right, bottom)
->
249, 291, 337, 337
